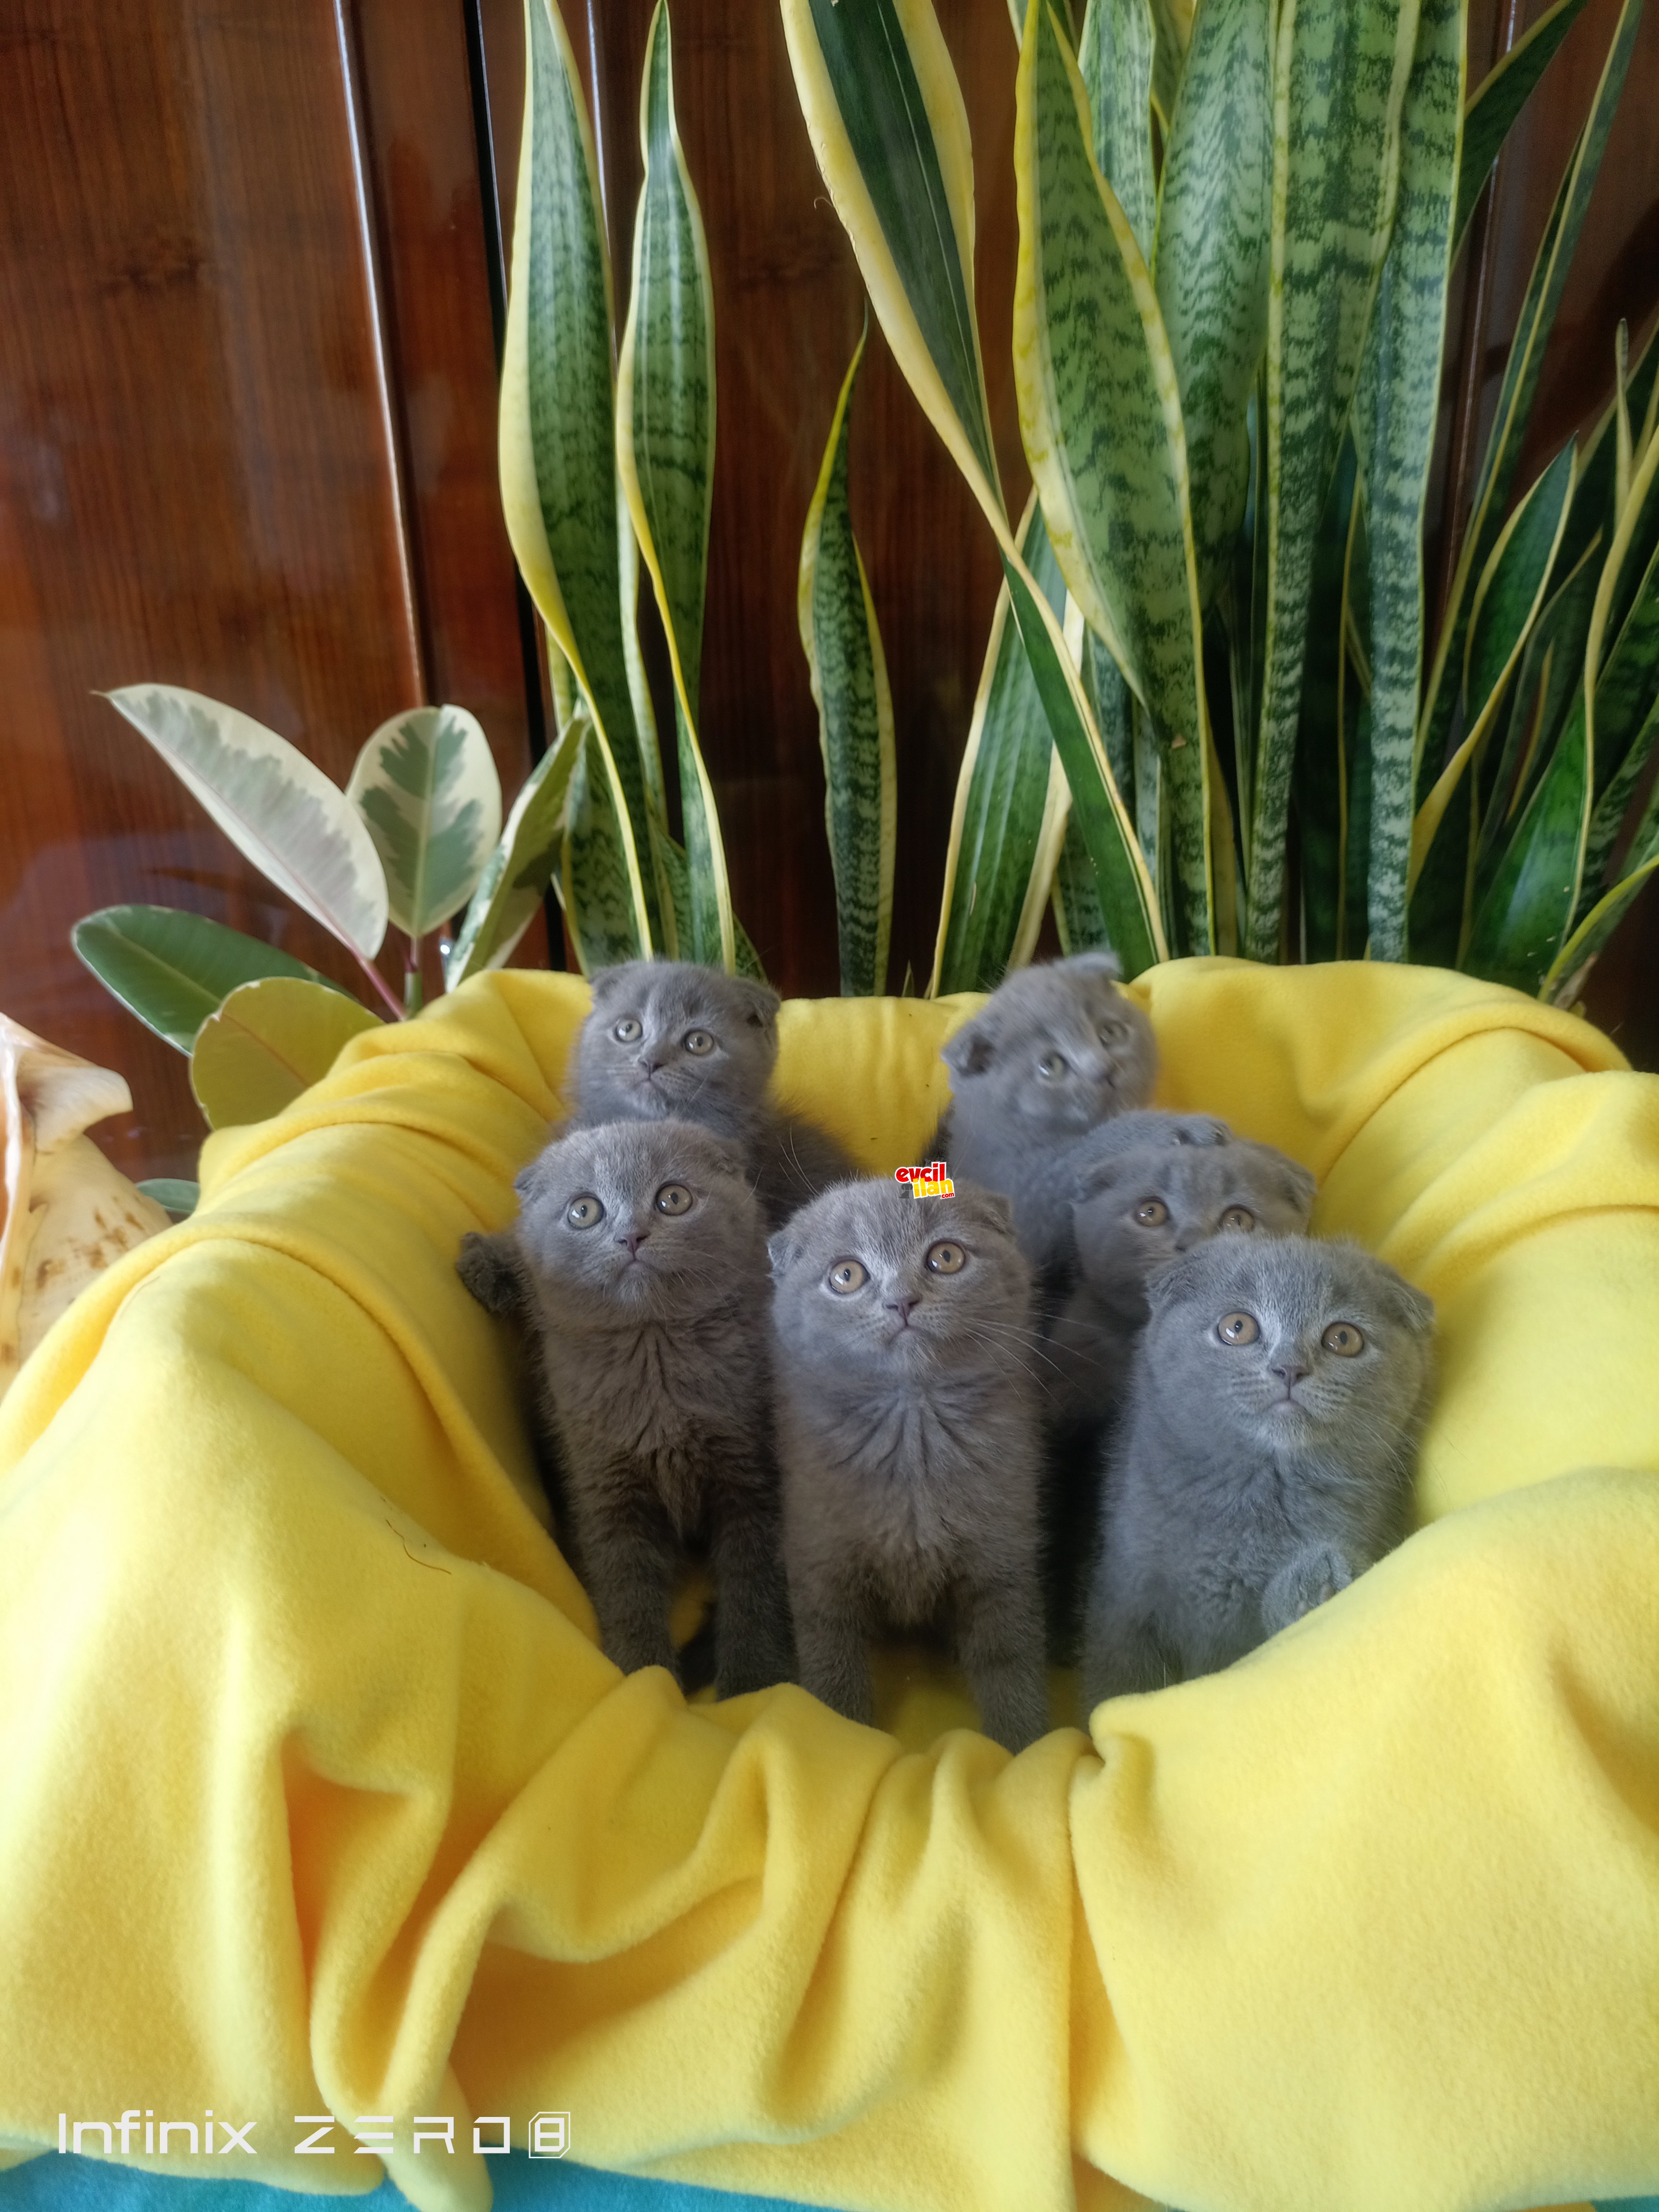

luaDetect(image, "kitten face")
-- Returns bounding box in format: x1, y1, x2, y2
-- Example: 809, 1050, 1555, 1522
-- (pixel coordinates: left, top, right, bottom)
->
769, 1179, 1032, 1384
1072, 1139, 1316, 1299
514, 1118, 765, 1322
1143, 1235, 1434, 1454
941, 953, 1156, 1139
573, 959, 780, 1130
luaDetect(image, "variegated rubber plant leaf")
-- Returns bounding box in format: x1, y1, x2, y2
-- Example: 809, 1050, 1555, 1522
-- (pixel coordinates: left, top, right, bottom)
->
1414, 0, 1644, 820
1350, 0, 1464, 961
615, 0, 735, 972
100, 686, 397, 1014
799, 321, 897, 997
1244, 0, 1420, 962
498, 0, 657, 957
346, 706, 503, 955
1452, 0, 1591, 253
1152, 0, 1273, 612
1015, 0, 1211, 954
1077, 0, 1156, 260
445, 709, 587, 988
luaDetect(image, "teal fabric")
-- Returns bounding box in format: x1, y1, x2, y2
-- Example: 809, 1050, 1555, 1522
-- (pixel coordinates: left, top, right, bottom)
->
0, 2160, 817, 2211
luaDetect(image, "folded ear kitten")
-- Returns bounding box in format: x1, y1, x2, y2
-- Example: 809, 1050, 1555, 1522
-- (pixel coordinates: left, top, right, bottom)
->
769, 1178, 1050, 1754
1081, 1233, 1434, 1713
569, 958, 854, 1225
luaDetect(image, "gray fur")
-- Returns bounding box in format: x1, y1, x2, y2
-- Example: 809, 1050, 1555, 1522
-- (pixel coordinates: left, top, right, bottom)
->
932, 955, 1159, 1274
1048, 1137, 1317, 1431
770, 1180, 1050, 1753
1019, 1108, 1237, 1285
570, 959, 854, 1225
1081, 1235, 1434, 1711
507, 1117, 793, 1700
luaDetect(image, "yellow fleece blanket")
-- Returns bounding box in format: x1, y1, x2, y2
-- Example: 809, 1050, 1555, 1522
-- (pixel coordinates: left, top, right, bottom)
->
1, 959, 1657, 2212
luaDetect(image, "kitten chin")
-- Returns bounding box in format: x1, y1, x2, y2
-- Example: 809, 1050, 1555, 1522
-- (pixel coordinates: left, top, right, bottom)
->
1081, 1233, 1433, 1712
769, 1178, 1050, 1754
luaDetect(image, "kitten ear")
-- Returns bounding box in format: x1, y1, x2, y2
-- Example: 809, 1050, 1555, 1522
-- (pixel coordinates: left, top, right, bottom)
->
728, 976, 781, 1035
1379, 1267, 1435, 1335
1276, 1154, 1319, 1215
947, 1186, 1016, 1239
767, 1227, 804, 1277
941, 1009, 998, 1077
1059, 949, 1123, 983
586, 961, 642, 1005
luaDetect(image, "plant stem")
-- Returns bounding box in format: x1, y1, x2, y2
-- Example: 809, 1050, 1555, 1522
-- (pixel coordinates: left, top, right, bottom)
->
352, 948, 407, 1021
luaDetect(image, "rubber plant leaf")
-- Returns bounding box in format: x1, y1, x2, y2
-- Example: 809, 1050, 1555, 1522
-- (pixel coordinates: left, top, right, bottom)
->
445, 710, 587, 988
1243, 0, 1421, 961
190, 977, 381, 1132
615, 0, 735, 972
1350, 0, 1465, 961
1015, 0, 1212, 954
100, 686, 389, 965
498, 0, 656, 955
346, 705, 503, 942
72, 903, 350, 1056
798, 321, 897, 998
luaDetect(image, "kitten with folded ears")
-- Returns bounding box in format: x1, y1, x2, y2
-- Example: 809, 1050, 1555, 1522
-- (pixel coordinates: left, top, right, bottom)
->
459, 1118, 793, 1700
769, 1179, 1050, 1753
570, 959, 854, 1226
931, 954, 1160, 1277
1081, 1234, 1434, 1711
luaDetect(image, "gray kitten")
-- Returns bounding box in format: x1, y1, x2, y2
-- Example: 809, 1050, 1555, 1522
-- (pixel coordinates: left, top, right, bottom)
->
1024, 1107, 1236, 1286
769, 1180, 1050, 1754
462, 1118, 792, 1700
1081, 1235, 1434, 1711
1048, 1137, 1318, 1432
570, 959, 854, 1226
932, 954, 1159, 1274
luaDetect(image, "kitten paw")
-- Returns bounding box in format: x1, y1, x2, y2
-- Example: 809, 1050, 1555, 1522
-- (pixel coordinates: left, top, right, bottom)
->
1263, 1544, 1353, 1634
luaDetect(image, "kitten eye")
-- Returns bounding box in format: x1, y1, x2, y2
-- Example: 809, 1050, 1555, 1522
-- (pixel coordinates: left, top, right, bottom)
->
654, 1183, 694, 1216
683, 1029, 715, 1056
1133, 1198, 1169, 1227
612, 1017, 642, 1044
925, 1241, 967, 1274
1322, 1322, 1365, 1356
566, 1195, 605, 1229
1037, 1051, 1069, 1079
1217, 1310, 1259, 1345
1219, 1206, 1256, 1232
827, 1259, 867, 1295
1097, 1023, 1124, 1047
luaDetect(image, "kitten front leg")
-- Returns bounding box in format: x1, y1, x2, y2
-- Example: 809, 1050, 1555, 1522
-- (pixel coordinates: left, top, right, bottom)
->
709, 1483, 795, 1699
567, 1472, 678, 1680
787, 1573, 874, 1728
457, 1229, 522, 1317
955, 1568, 1050, 1755
1080, 1561, 1178, 1711
1262, 1542, 1354, 1636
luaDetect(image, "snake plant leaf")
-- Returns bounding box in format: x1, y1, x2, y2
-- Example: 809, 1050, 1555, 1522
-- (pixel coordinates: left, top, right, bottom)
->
190, 977, 381, 1132
780, 0, 1005, 535
72, 904, 348, 1056
345, 706, 503, 942
1077, 0, 1157, 259
1576, 529, 1659, 895
1051, 802, 1112, 954
1292, 438, 1360, 962
1464, 421, 1659, 990
799, 323, 897, 998
561, 725, 649, 972
1407, 442, 1575, 940
1011, 749, 1075, 970
1584, 663, 1659, 903
1149, 0, 1196, 131
1453, 0, 1591, 254
444, 713, 586, 987
1415, 0, 1645, 806
1350, 0, 1464, 961
1152, 0, 1273, 611
1244, 0, 1420, 962
101, 686, 389, 964
1543, 841, 1659, 1004
1015, 0, 1212, 952
616, 0, 734, 972
932, 494, 1067, 996
499, 0, 656, 953
1554, 316, 1659, 586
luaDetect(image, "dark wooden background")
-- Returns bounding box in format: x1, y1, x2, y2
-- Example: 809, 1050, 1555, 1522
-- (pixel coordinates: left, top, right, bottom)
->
2, 0, 1656, 1180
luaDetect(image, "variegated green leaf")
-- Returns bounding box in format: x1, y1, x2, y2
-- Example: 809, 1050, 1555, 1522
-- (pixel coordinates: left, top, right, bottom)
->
1555, 316, 1659, 584
499, 0, 656, 952
1015, 0, 1211, 953
1010, 749, 1075, 970
1544, 843, 1659, 1005
1583, 678, 1659, 904
1350, 0, 1464, 961
780, 0, 1005, 531
101, 685, 390, 968
562, 727, 648, 973
1149, 0, 1196, 131
616, 0, 734, 972
1453, 0, 1591, 253
1051, 801, 1112, 953
1244, 0, 1420, 962
1416, 0, 1644, 812
346, 705, 503, 942
1407, 441, 1575, 949
1078, 0, 1157, 260
932, 494, 1068, 995
445, 712, 586, 987
800, 322, 897, 997
1292, 437, 1360, 961
1153, 0, 1273, 609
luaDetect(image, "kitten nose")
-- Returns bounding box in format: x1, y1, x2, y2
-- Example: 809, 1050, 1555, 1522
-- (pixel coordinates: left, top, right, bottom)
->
885, 1295, 917, 1326
619, 1229, 649, 1257
635, 1050, 663, 1074
1270, 1357, 1309, 1387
